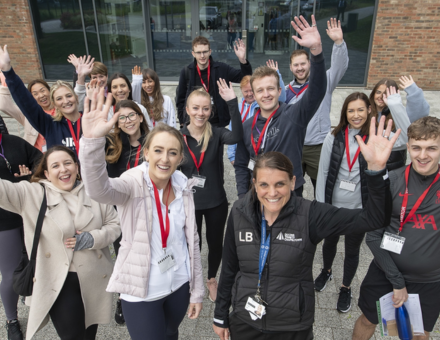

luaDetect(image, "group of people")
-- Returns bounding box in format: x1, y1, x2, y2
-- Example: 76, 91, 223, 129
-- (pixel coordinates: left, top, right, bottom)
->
0, 13, 437, 340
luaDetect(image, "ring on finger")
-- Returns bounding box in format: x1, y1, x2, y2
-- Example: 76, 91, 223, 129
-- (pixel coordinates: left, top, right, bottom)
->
312, 24, 317, 27
384, 135, 389, 139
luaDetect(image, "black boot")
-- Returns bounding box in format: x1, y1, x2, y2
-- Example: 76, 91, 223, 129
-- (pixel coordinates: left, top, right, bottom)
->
115, 299, 125, 325
6, 319, 23, 340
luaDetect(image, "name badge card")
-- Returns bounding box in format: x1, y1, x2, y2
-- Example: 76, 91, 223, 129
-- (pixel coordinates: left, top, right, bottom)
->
158, 250, 176, 274
340, 180, 356, 192
245, 296, 266, 320
380, 232, 405, 254
248, 159, 256, 171
193, 175, 206, 188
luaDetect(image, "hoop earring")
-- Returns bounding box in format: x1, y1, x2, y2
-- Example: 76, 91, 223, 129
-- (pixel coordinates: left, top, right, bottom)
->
77, 173, 81, 180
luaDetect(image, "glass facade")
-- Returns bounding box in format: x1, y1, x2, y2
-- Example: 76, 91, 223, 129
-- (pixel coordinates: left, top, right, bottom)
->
30, 0, 376, 85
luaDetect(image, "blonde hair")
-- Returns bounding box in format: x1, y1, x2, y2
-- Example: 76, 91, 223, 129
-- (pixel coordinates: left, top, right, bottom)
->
186, 88, 213, 152
50, 81, 79, 121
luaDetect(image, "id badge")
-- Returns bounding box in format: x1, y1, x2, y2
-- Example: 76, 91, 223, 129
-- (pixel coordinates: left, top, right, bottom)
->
42, 144, 47, 153
380, 232, 405, 254
245, 296, 266, 320
248, 159, 256, 171
158, 250, 176, 274
339, 180, 356, 192
211, 96, 214, 105
192, 175, 206, 188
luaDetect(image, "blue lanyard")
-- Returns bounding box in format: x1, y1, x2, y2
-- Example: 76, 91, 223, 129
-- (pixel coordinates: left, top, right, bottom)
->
258, 208, 271, 289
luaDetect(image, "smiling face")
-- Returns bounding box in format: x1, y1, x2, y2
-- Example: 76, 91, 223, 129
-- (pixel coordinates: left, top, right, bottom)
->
117, 107, 143, 137
408, 137, 440, 176
144, 132, 183, 188
253, 167, 296, 220
374, 84, 387, 111
252, 75, 281, 116
241, 82, 255, 105
346, 99, 371, 130
192, 44, 211, 70
142, 77, 155, 95
91, 73, 108, 88
186, 94, 211, 128
290, 55, 311, 83
53, 86, 78, 116
31, 83, 51, 110
44, 151, 79, 191
111, 78, 130, 103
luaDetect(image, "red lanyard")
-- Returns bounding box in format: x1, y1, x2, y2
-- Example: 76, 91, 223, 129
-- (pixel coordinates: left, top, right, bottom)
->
399, 164, 440, 233
183, 135, 205, 174
152, 119, 156, 127
345, 126, 366, 173
151, 179, 172, 249
251, 108, 278, 155
67, 117, 81, 156
127, 145, 142, 170
196, 60, 210, 92
288, 84, 309, 98
241, 101, 252, 123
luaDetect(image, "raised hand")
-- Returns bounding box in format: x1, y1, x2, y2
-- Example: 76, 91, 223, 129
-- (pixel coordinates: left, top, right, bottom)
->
383, 86, 400, 106
0, 71, 6, 87
356, 115, 401, 171
398, 75, 414, 90
132, 65, 141, 75
85, 79, 98, 99
67, 54, 80, 70
0, 45, 12, 72
77, 55, 94, 77
291, 15, 322, 55
234, 38, 247, 64
14, 165, 32, 177
82, 87, 118, 139
217, 78, 236, 102
266, 59, 278, 71
326, 18, 343, 45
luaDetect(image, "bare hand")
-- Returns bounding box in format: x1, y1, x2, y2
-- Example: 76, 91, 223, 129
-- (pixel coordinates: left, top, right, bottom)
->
217, 78, 236, 102
234, 39, 247, 64
0, 45, 12, 72
398, 75, 414, 90
326, 18, 343, 45
132, 65, 141, 75
65, 231, 82, 250
67, 54, 80, 70
266, 59, 278, 71
291, 15, 322, 55
86, 79, 99, 99
14, 165, 32, 177
231, 161, 235, 166
383, 86, 400, 106
82, 87, 118, 138
0, 71, 6, 87
356, 115, 401, 171
77, 55, 95, 77
392, 287, 408, 308
187, 303, 202, 319
213, 325, 230, 340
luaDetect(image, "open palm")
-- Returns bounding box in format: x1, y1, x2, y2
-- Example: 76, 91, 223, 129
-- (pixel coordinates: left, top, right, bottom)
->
217, 78, 236, 102
291, 15, 321, 50
0, 45, 12, 72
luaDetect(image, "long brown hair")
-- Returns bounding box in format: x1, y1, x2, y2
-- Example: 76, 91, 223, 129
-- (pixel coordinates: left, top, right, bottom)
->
186, 88, 213, 152
31, 146, 80, 183
141, 68, 165, 123
369, 78, 398, 130
332, 92, 372, 137
105, 100, 150, 164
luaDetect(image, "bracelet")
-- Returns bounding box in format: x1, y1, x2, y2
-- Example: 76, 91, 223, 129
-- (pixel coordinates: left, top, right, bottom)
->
310, 43, 322, 51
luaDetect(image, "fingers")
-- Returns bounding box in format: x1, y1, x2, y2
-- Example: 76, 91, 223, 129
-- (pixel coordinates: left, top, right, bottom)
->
377, 115, 386, 135
311, 15, 316, 27
355, 135, 367, 149
369, 116, 377, 137
64, 237, 76, 249
97, 86, 106, 111
383, 118, 393, 138
103, 93, 115, 122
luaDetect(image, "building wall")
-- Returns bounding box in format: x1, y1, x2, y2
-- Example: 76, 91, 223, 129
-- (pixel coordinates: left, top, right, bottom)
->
0, 0, 42, 83
367, 0, 440, 90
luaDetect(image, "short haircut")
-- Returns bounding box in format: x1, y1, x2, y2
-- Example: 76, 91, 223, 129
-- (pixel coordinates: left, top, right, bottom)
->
91, 62, 108, 76
250, 66, 280, 91
27, 79, 50, 92
408, 116, 440, 141
192, 36, 210, 50
240, 75, 251, 89
290, 50, 309, 64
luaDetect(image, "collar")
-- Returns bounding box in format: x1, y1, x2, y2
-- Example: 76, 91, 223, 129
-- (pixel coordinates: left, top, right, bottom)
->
191, 56, 216, 69
120, 127, 147, 148
290, 77, 310, 88
40, 180, 91, 207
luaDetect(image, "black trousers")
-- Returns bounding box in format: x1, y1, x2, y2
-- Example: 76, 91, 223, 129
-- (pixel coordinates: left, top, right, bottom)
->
195, 199, 229, 279
49, 272, 98, 340
322, 232, 365, 287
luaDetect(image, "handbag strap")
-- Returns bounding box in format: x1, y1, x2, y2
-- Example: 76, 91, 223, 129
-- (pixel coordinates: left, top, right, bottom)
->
29, 184, 47, 261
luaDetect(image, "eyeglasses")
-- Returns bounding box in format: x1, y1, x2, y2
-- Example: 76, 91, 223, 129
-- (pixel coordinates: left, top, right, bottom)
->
118, 112, 138, 123
193, 50, 210, 56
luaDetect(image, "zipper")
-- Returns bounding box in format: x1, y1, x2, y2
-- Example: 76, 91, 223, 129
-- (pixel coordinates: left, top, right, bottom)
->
262, 230, 272, 331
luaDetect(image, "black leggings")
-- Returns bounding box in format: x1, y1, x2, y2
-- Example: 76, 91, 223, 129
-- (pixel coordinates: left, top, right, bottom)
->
49, 272, 98, 340
195, 199, 229, 279
322, 232, 365, 287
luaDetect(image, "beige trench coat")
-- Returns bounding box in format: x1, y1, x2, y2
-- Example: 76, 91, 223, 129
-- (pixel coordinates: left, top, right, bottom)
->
0, 179, 120, 340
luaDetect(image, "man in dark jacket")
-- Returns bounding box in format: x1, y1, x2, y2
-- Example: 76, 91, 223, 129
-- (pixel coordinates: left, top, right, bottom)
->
176, 36, 252, 128
337, 0, 347, 22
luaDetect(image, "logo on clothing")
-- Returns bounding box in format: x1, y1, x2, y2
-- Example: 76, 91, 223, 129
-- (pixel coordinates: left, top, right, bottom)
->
276, 232, 302, 242
408, 214, 437, 231
62, 137, 75, 148
239, 232, 253, 242
436, 190, 440, 204
265, 126, 280, 140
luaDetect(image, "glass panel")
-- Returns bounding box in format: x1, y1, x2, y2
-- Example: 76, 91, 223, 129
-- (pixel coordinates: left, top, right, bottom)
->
29, 0, 87, 79
94, 0, 146, 76
80, 0, 101, 61
148, 1, 194, 77
198, 1, 243, 67
314, 0, 376, 85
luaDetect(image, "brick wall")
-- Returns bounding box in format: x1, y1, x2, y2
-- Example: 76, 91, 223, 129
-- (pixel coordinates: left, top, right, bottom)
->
367, 0, 440, 90
0, 0, 43, 83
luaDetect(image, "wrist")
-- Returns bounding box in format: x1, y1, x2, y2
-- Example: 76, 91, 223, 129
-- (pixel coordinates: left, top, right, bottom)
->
366, 163, 386, 172
239, 58, 247, 64
334, 39, 343, 46
310, 43, 322, 55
